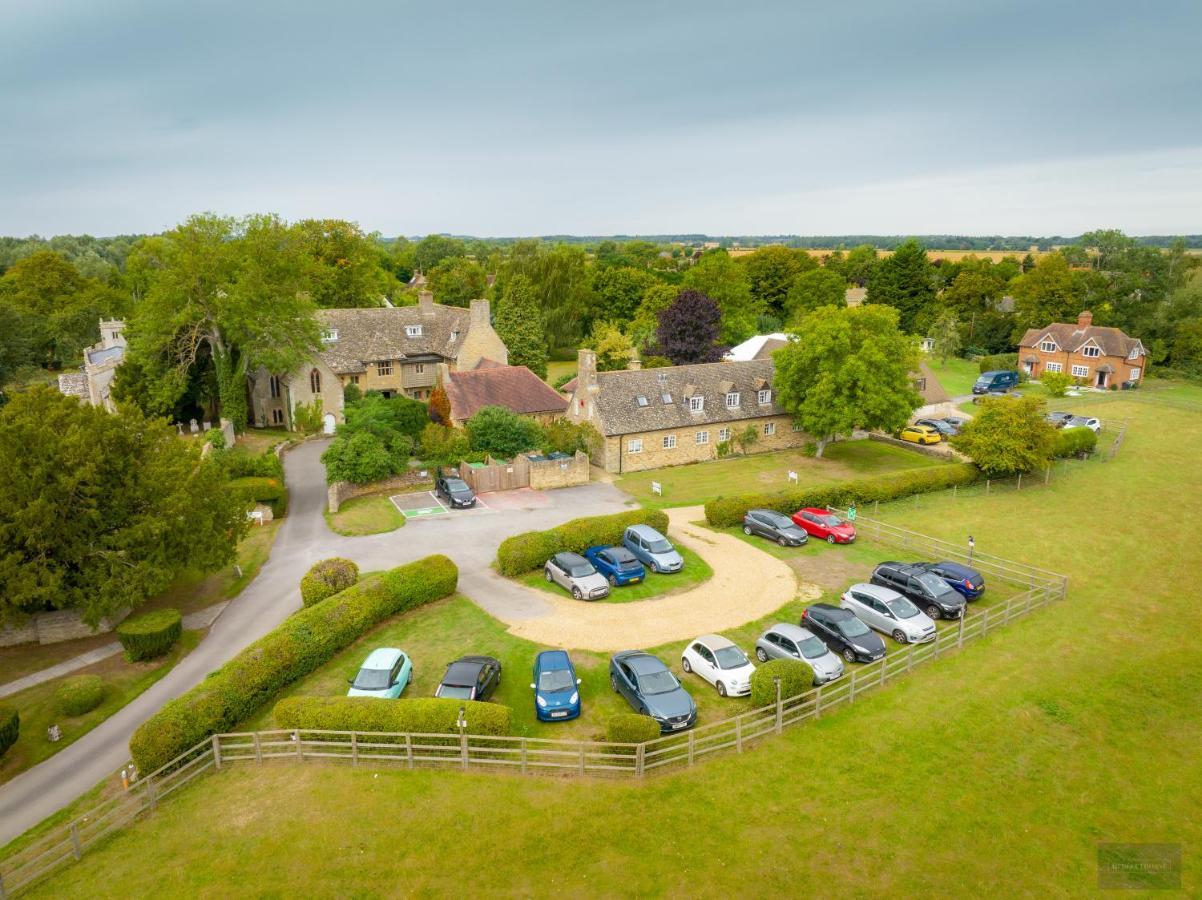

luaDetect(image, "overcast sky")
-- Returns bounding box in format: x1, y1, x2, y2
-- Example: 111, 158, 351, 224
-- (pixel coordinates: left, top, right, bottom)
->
3, 0, 1200, 237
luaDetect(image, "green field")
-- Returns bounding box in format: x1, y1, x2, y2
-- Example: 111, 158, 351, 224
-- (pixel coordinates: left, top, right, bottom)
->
323, 493, 406, 536
616, 439, 946, 509
21, 384, 1202, 897
516, 544, 712, 603
545, 359, 576, 387
926, 355, 980, 396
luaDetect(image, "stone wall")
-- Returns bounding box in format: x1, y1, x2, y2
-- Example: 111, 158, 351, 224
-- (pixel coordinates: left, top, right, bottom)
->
528, 451, 590, 490
868, 431, 962, 461
0, 607, 131, 648
328, 470, 434, 513
598, 414, 809, 474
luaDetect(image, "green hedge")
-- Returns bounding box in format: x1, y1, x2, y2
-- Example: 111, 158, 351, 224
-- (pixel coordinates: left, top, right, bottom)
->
977, 353, 1019, 374
55, 674, 106, 716
129, 554, 458, 773
116, 609, 182, 661
0, 704, 19, 758
219, 448, 284, 479
227, 475, 288, 518
496, 509, 671, 576
273, 696, 511, 737
704, 463, 981, 527
1052, 426, 1098, 458
604, 713, 661, 745
749, 659, 815, 707
300, 558, 360, 607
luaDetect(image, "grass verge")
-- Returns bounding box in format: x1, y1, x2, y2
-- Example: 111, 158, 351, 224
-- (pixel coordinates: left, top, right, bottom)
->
323, 494, 406, 536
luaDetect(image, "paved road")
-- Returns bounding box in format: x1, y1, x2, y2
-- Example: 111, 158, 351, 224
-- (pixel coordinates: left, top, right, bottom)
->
0, 440, 629, 845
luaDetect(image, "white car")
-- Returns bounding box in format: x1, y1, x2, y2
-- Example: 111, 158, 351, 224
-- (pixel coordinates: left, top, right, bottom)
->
840, 583, 937, 644
681, 634, 756, 697
1066, 415, 1101, 433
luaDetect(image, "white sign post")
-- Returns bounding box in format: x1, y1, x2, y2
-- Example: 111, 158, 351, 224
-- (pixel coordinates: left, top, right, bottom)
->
651, 481, 662, 496
787, 471, 798, 484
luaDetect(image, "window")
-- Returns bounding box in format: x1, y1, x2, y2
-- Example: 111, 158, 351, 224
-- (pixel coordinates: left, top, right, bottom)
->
1082, 345, 1101, 358
689, 396, 704, 412
1039, 339, 1057, 352
718, 427, 730, 442
628, 438, 643, 453
414, 363, 425, 375
661, 393, 672, 404
321, 328, 338, 343
695, 431, 709, 445
758, 389, 771, 404
1046, 362, 1063, 373
309, 369, 321, 394
1128, 347, 1139, 359
663, 435, 677, 449
1071, 365, 1089, 378
450, 330, 459, 342
725, 392, 740, 408
405, 325, 422, 337
349, 375, 360, 385
636, 395, 649, 407
271, 408, 284, 425
269, 375, 281, 399
110, 331, 121, 341
656, 373, 668, 384
377, 361, 393, 376
1130, 367, 1141, 380
792, 422, 803, 432
763, 422, 776, 436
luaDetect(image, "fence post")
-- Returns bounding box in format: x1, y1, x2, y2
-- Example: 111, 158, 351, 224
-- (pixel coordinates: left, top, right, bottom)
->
958, 611, 966, 648
849, 668, 857, 704
579, 742, 586, 775
70, 822, 82, 861
253, 732, 262, 764
687, 731, 695, 767
145, 775, 157, 812
295, 731, 303, 761
879, 658, 887, 686
735, 716, 743, 753
874, 499, 879, 517
521, 738, 528, 775
460, 731, 469, 771
906, 644, 915, 672
635, 743, 645, 777
211, 734, 222, 771
953, 484, 957, 501
1044, 465, 1051, 485
351, 732, 359, 767
774, 678, 783, 735
1017, 473, 1022, 491
405, 734, 413, 769
982, 608, 991, 636
986, 479, 991, 494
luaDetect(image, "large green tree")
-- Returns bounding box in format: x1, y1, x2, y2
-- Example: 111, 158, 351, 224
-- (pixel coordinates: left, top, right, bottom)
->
494, 241, 595, 349
785, 269, 847, 322
742, 245, 814, 316
682, 251, 760, 343
414, 235, 466, 273
466, 406, 544, 457
428, 256, 487, 307
495, 274, 548, 378
1008, 253, 1086, 340
0, 388, 245, 626
773, 305, 922, 456
590, 266, 655, 326
294, 219, 397, 308
866, 239, 936, 332
952, 396, 1056, 476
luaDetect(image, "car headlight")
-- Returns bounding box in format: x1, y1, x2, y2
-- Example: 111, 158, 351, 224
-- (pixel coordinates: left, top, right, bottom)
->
853, 645, 869, 653
536, 695, 547, 708
569, 692, 578, 705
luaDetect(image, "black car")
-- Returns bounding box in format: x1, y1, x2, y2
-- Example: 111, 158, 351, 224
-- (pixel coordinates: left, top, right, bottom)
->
435, 655, 501, 701
435, 471, 477, 508
914, 418, 956, 440
870, 561, 966, 620
801, 603, 886, 664
743, 509, 808, 546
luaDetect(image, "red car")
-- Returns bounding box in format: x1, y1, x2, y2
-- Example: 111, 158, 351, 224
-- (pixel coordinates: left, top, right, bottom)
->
791, 507, 856, 544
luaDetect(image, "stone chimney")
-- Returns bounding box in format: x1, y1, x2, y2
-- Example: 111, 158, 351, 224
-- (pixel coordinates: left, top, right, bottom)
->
469, 298, 490, 327
577, 348, 599, 394
436, 362, 452, 387
627, 355, 642, 371
418, 290, 435, 314
1077, 310, 1093, 328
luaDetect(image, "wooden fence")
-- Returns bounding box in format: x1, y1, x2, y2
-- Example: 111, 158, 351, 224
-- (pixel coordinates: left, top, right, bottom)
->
0, 518, 1067, 897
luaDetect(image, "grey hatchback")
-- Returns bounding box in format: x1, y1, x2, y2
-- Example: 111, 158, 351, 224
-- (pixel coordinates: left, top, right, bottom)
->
544, 552, 610, 601
754, 623, 844, 684
743, 509, 808, 546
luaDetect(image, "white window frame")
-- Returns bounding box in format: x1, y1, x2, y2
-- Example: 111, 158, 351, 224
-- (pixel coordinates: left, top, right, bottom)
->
662, 435, 677, 449
627, 438, 643, 454
1081, 344, 1101, 358
1129, 367, 1141, 380
763, 422, 776, 436
322, 328, 338, 343
1046, 362, 1063, 373
695, 431, 709, 445
414, 363, 425, 375
405, 325, 422, 337
1039, 339, 1057, 353
1071, 365, 1089, 378
757, 389, 771, 405
725, 392, 740, 409
718, 427, 730, 442
689, 396, 704, 413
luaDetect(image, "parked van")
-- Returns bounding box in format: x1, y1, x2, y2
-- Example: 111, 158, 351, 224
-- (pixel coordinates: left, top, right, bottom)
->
972, 370, 1019, 394
622, 524, 684, 574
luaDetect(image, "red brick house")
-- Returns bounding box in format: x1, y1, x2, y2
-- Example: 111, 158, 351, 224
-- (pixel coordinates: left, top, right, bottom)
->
1018, 311, 1146, 389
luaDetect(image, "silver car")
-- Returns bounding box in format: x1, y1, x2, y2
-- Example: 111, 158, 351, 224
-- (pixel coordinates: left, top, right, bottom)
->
544, 551, 610, 601
840, 582, 936, 644
754, 623, 844, 684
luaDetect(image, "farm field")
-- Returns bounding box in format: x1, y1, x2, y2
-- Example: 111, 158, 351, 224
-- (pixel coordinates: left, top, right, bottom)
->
21, 384, 1202, 897
617, 439, 946, 509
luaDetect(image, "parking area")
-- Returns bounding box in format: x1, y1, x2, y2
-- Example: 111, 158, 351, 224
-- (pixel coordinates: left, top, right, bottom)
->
390, 490, 493, 520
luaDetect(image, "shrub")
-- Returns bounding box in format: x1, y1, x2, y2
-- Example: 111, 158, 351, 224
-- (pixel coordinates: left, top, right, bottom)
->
539, 419, 594, 456
466, 406, 544, 458
704, 463, 981, 527
1041, 370, 1074, 397
343, 383, 362, 404
300, 557, 360, 607
220, 449, 283, 480
420, 423, 471, 465
55, 674, 106, 716
496, 509, 671, 576
129, 555, 458, 773
321, 432, 400, 485
0, 704, 17, 758
1052, 426, 1097, 458
641, 355, 673, 369
293, 400, 324, 435
802, 441, 818, 458
552, 371, 576, 390
273, 696, 511, 737
116, 609, 182, 661
227, 475, 288, 517
204, 427, 225, 450
977, 353, 1019, 374
749, 659, 815, 708
604, 713, 661, 745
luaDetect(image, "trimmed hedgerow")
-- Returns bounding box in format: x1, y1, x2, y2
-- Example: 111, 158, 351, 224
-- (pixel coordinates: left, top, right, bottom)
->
300, 558, 360, 607
749, 659, 815, 708
273, 696, 511, 737
55, 674, 107, 716
116, 609, 182, 662
977, 353, 1019, 374
227, 475, 288, 518
129, 554, 458, 774
1052, 426, 1097, 458
0, 704, 19, 758
604, 713, 661, 745
496, 509, 670, 576
704, 463, 981, 528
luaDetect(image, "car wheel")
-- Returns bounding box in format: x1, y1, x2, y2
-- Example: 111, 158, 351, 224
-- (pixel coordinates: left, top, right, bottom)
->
892, 629, 907, 644
544, 569, 553, 582
717, 681, 727, 697
608, 574, 617, 587
755, 647, 768, 662
778, 535, 789, 546
842, 647, 856, 663
926, 604, 941, 620
649, 561, 659, 574
827, 535, 836, 544
681, 657, 692, 674
610, 674, 618, 692
572, 587, 582, 600
743, 525, 752, 535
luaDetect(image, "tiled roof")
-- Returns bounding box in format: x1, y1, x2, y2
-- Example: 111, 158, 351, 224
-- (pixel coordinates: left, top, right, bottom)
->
57, 372, 89, 399
914, 360, 950, 404
315, 305, 471, 374
445, 365, 568, 422
585, 360, 785, 436
1019, 322, 1143, 358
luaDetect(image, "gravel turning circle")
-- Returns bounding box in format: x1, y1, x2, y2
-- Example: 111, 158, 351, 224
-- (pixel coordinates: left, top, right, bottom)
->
503, 506, 820, 651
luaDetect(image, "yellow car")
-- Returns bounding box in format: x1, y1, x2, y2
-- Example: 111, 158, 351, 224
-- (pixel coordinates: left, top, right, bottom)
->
899, 424, 942, 445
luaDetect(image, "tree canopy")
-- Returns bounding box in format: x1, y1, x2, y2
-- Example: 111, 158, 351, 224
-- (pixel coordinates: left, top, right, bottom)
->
682, 251, 760, 343
952, 396, 1056, 476
866, 239, 936, 332
495, 274, 548, 378
466, 406, 544, 458
655, 290, 726, 365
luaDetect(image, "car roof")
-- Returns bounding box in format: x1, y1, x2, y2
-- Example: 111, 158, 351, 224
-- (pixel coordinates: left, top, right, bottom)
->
765, 623, 815, 642
361, 647, 403, 668
443, 659, 485, 685
924, 560, 977, 577
800, 507, 831, 514
536, 649, 572, 671
694, 633, 734, 650
749, 508, 790, 520
614, 650, 668, 674
625, 524, 664, 538
809, 602, 853, 619
556, 551, 588, 566
847, 582, 903, 602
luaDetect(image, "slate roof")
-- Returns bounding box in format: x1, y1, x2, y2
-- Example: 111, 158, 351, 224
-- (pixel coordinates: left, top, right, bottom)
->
1019, 321, 1143, 358
315, 305, 472, 374
57, 372, 89, 400
584, 360, 785, 436
445, 366, 568, 422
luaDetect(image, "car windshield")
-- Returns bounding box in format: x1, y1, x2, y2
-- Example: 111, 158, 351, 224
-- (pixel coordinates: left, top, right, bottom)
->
837, 617, 871, 638
568, 563, 597, 578
352, 667, 392, 690
637, 670, 679, 694
818, 515, 843, 527
538, 670, 575, 693
438, 685, 473, 700
798, 636, 828, 659
619, 558, 642, 571
916, 573, 954, 596
764, 513, 792, 528
445, 478, 470, 492
885, 596, 920, 619
646, 539, 673, 553
714, 646, 748, 669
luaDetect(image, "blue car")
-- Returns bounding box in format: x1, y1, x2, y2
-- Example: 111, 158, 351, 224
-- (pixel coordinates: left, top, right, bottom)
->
531, 650, 581, 721
583, 545, 646, 587
911, 561, 985, 600
347, 648, 412, 698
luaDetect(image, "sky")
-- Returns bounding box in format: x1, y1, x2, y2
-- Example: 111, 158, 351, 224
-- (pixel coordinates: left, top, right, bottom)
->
2, 0, 1200, 238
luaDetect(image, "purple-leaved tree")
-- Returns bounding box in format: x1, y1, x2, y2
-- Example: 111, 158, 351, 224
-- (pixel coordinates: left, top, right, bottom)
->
654, 290, 727, 365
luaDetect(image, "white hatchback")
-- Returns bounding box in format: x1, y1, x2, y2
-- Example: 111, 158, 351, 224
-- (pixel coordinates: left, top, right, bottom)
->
840, 583, 937, 644
681, 634, 756, 697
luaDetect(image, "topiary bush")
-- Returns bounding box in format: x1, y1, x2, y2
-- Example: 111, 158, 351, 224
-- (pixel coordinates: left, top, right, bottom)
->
300, 557, 360, 607
116, 609, 182, 662
55, 674, 107, 716
1052, 426, 1097, 458
227, 475, 288, 517
704, 463, 981, 528
0, 704, 18, 758
129, 555, 458, 774
273, 696, 511, 737
749, 659, 816, 708
604, 713, 661, 745
496, 509, 671, 576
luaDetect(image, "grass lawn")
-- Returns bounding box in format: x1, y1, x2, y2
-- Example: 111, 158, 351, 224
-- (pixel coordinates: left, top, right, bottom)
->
515, 545, 712, 603
926, 355, 980, 396
0, 632, 200, 785
617, 439, 947, 509
232, 427, 292, 454
22, 384, 1202, 897
323, 493, 406, 536
545, 360, 576, 387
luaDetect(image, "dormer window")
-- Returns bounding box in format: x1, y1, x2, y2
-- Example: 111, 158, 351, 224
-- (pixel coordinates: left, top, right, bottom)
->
661, 393, 672, 404
757, 389, 771, 405
1129, 347, 1139, 359
689, 396, 704, 413
725, 392, 740, 408
321, 328, 338, 343
450, 330, 459, 342
1082, 345, 1101, 358
656, 373, 668, 384
1039, 338, 1057, 352
405, 325, 422, 337
636, 395, 648, 407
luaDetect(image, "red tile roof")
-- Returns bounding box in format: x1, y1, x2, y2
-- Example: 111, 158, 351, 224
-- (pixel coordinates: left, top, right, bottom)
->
446, 365, 568, 422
